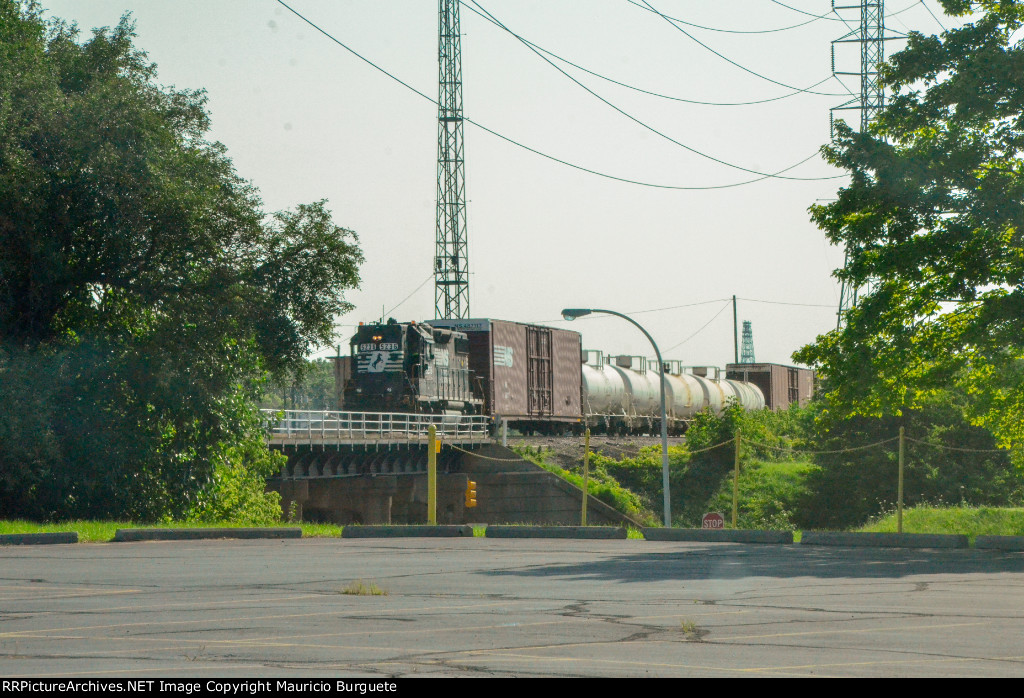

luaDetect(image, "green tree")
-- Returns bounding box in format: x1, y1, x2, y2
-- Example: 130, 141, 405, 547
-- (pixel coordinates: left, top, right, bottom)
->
0, 3, 362, 520
795, 389, 1022, 530
795, 1, 1024, 459
261, 359, 339, 411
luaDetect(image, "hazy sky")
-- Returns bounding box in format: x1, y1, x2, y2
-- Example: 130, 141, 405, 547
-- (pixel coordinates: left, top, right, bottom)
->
38, 1, 955, 366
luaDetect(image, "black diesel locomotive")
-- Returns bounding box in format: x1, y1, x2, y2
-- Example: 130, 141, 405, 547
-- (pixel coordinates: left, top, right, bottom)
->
343, 319, 482, 414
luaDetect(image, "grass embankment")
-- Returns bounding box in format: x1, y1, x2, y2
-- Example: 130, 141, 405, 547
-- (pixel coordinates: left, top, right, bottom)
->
0, 520, 343, 542
511, 444, 658, 526
858, 506, 1024, 541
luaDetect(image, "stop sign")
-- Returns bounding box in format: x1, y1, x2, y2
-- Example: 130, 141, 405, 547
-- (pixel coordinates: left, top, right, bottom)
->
701, 512, 725, 529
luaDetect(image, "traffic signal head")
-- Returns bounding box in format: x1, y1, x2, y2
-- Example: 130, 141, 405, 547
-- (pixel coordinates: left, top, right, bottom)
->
465, 480, 477, 508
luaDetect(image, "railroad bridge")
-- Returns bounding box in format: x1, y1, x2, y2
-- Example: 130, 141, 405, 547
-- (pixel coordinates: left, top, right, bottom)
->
262, 410, 631, 527
264, 410, 490, 477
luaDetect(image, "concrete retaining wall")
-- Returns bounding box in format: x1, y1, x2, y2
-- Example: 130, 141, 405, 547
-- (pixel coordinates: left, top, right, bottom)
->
270, 473, 471, 526
269, 443, 636, 527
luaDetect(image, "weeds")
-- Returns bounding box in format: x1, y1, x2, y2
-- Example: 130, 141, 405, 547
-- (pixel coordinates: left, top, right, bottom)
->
680, 619, 705, 641
340, 580, 388, 596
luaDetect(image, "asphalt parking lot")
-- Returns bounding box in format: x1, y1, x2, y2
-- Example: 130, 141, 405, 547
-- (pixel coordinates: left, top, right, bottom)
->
3, 537, 1024, 677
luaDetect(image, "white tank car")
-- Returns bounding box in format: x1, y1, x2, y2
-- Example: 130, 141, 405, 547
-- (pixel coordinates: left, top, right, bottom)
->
581, 353, 765, 435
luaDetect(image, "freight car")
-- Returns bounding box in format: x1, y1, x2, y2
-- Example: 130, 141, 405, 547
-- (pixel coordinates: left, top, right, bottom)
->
725, 362, 815, 410
427, 318, 583, 433
582, 352, 765, 435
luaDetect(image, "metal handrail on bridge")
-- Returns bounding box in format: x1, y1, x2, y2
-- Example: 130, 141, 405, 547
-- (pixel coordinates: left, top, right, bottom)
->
261, 409, 491, 444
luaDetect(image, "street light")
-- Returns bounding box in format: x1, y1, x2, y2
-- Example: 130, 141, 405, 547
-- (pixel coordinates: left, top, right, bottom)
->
561, 307, 672, 527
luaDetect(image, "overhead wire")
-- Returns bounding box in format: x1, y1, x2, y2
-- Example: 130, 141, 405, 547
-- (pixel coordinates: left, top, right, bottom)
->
738, 297, 838, 309
770, 1, 846, 22
536, 295, 837, 326
638, 0, 847, 96
771, 0, 922, 21
918, 0, 948, 32
663, 300, 733, 353
467, 0, 844, 182
383, 274, 434, 318
462, 2, 842, 106
627, 299, 734, 316
626, 0, 823, 34
276, 0, 846, 190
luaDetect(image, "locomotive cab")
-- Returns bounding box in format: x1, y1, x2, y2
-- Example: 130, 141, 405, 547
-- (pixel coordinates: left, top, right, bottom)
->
345, 319, 481, 414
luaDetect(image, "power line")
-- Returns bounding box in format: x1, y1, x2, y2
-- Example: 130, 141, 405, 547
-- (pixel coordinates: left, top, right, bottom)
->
539, 298, 733, 324
468, 0, 844, 182
770, 0, 922, 22
468, 121, 831, 190
384, 274, 433, 318
737, 297, 838, 309
770, 1, 846, 22
664, 301, 732, 353
918, 0, 948, 32
638, 0, 847, 96
627, 0, 824, 34
462, 2, 845, 106
275, 0, 843, 190
537, 295, 836, 326
627, 299, 734, 316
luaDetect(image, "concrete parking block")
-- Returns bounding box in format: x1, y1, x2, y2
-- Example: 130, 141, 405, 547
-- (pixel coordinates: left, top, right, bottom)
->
113, 528, 302, 542
485, 526, 626, 539
341, 525, 474, 538
974, 535, 1024, 551
0, 532, 78, 545
642, 528, 793, 544
800, 531, 968, 549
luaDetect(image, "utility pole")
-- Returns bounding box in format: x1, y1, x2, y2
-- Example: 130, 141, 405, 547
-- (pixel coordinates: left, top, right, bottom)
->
732, 295, 739, 364
831, 1, 888, 328
435, 0, 470, 319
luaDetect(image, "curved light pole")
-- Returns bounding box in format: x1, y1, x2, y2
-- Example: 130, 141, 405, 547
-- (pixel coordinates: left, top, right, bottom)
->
562, 308, 672, 527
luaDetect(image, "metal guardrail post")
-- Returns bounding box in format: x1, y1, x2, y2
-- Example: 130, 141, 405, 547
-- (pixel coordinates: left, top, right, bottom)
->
582, 428, 590, 526
428, 425, 437, 525
898, 426, 905, 534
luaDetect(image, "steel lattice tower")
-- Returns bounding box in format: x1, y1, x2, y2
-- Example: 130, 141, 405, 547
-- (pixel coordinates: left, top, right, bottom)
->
832, 1, 886, 328
740, 321, 756, 364
435, 0, 470, 320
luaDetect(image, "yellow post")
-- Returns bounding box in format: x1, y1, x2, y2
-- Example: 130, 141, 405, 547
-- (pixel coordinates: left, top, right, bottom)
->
898, 426, 905, 534
732, 427, 741, 528
428, 424, 437, 525
582, 428, 591, 526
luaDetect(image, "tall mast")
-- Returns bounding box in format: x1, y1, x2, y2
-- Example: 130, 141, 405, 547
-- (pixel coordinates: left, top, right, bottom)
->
832, 1, 886, 328
435, 0, 470, 319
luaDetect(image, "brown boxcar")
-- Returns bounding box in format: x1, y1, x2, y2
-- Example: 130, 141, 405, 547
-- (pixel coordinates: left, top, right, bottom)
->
428, 319, 583, 427
725, 363, 815, 410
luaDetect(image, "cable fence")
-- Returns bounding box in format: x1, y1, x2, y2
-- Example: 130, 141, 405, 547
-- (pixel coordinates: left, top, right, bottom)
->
498, 426, 1015, 533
